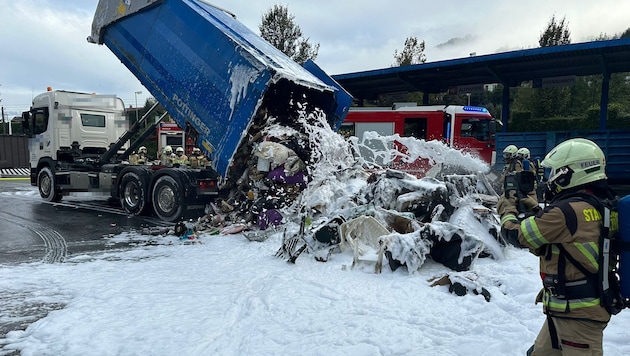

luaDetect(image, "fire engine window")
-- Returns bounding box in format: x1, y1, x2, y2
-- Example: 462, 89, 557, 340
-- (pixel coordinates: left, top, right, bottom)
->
33, 108, 49, 135
338, 123, 355, 139
166, 136, 183, 146
404, 118, 427, 139
460, 118, 490, 141
80, 113, 106, 127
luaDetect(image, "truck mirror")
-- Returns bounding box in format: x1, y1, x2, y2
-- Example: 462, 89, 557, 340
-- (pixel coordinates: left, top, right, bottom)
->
488, 120, 497, 134
21, 111, 32, 137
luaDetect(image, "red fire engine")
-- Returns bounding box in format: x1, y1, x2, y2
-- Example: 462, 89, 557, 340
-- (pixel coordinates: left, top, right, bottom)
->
340, 103, 498, 174
156, 122, 195, 155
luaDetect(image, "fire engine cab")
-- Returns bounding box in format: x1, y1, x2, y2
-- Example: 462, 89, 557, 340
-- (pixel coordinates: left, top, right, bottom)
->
156, 122, 194, 155
340, 103, 498, 166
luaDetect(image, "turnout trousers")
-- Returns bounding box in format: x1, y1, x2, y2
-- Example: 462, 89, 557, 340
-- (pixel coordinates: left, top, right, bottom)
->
528, 317, 607, 356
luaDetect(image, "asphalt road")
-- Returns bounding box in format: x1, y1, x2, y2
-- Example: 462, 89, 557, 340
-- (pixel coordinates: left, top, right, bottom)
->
0, 179, 170, 265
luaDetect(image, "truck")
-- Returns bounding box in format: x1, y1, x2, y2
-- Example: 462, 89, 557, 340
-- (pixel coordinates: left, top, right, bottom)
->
22, 0, 351, 222
340, 103, 498, 175
22, 89, 221, 222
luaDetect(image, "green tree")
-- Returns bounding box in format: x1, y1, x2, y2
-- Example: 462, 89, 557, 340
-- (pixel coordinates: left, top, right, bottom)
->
393, 36, 426, 66
539, 15, 571, 47
259, 5, 319, 65
620, 28, 630, 39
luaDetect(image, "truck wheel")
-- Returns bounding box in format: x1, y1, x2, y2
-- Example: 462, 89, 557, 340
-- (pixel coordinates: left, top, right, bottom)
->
151, 175, 184, 222
38, 166, 62, 202
120, 171, 148, 216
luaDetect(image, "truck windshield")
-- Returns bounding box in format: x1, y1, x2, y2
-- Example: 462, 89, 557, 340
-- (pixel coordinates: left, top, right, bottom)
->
460, 118, 491, 141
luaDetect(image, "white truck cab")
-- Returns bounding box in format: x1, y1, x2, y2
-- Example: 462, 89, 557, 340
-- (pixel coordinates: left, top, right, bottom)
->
24, 89, 128, 168
22, 89, 219, 222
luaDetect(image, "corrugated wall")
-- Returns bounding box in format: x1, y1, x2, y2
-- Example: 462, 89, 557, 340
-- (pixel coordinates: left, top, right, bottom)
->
496, 129, 630, 184
0, 135, 29, 168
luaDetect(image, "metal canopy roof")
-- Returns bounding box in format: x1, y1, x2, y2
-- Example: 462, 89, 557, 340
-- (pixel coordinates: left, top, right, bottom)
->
332, 38, 630, 101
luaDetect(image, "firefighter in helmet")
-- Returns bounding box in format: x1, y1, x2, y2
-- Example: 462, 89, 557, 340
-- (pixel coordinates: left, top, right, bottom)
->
515, 146, 539, 201
188, 147, 208, 168
497, 138, 618, 355
516, 147, 536, 174
137, 146, 149, 164
161, 145, 174, 166
173, 147, 188, 166
498, 144, 536, 214
502, 144, 521, 173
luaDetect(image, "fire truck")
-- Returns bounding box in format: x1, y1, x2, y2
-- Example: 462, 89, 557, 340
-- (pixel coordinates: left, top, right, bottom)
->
340, 103, 498, 175
156, 122, 194, 155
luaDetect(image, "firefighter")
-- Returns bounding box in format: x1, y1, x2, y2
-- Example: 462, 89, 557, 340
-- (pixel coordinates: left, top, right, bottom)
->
516, 146, 540, 201
188, 147, 208, 168
161, 145, 174, 166
499, 145, 521, 190
497, 144, 538, 218
173, 147, 188, 166
497, 138, 615, 356
502, 144, 521, 174
137, 146, 149, 164
516, 147, 536, 174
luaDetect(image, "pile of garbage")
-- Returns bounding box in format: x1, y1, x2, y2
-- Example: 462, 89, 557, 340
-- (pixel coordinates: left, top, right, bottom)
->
186, 104, 504, 289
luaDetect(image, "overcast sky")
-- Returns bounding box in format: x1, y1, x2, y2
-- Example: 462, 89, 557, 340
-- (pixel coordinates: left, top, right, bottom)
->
1, 0, 629, 118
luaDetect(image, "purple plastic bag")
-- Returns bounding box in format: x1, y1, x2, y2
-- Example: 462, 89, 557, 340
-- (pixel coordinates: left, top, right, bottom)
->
258, 209, 283, 230
267, 166, 307, 185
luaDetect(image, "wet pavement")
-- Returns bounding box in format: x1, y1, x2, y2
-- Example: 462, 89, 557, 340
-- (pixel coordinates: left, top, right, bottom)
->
0, 179, 170, 265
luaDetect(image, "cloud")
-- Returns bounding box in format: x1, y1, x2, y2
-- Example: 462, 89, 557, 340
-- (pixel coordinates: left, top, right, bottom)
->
2, 0, 630, 115
435, 35, 477, 49
0, 1, 145, 114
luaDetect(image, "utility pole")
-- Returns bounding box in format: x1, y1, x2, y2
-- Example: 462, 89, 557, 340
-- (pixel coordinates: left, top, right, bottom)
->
134, 91, 142, 124
0, 84, 7, 135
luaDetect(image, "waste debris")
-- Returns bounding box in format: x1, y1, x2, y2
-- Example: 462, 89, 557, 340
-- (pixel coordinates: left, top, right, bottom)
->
112, 102, 505, 299
183, 104, 505, 285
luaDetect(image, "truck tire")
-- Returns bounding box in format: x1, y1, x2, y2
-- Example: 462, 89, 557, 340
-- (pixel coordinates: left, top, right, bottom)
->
38, 166, 62, 202
151, 175, 185, 222
120, 171, 148, 216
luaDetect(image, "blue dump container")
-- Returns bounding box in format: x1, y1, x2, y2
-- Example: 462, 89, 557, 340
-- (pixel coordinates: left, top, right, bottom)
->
619, 195, 630, 298
89, 0, 351, 179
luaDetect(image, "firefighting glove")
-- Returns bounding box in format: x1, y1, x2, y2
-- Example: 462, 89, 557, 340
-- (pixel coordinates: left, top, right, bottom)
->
496, 191, 518, 217
520, 196, 540, 213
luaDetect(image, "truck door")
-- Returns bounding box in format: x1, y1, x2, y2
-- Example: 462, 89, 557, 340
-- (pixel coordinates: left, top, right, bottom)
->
26, 108, 52, 168
453, 116, 493, 163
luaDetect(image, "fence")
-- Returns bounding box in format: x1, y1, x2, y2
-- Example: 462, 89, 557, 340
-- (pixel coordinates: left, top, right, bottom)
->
0, 135, 29, 168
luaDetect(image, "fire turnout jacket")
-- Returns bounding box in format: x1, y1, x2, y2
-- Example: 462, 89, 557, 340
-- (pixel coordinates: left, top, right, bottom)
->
501, 194, 611, 323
